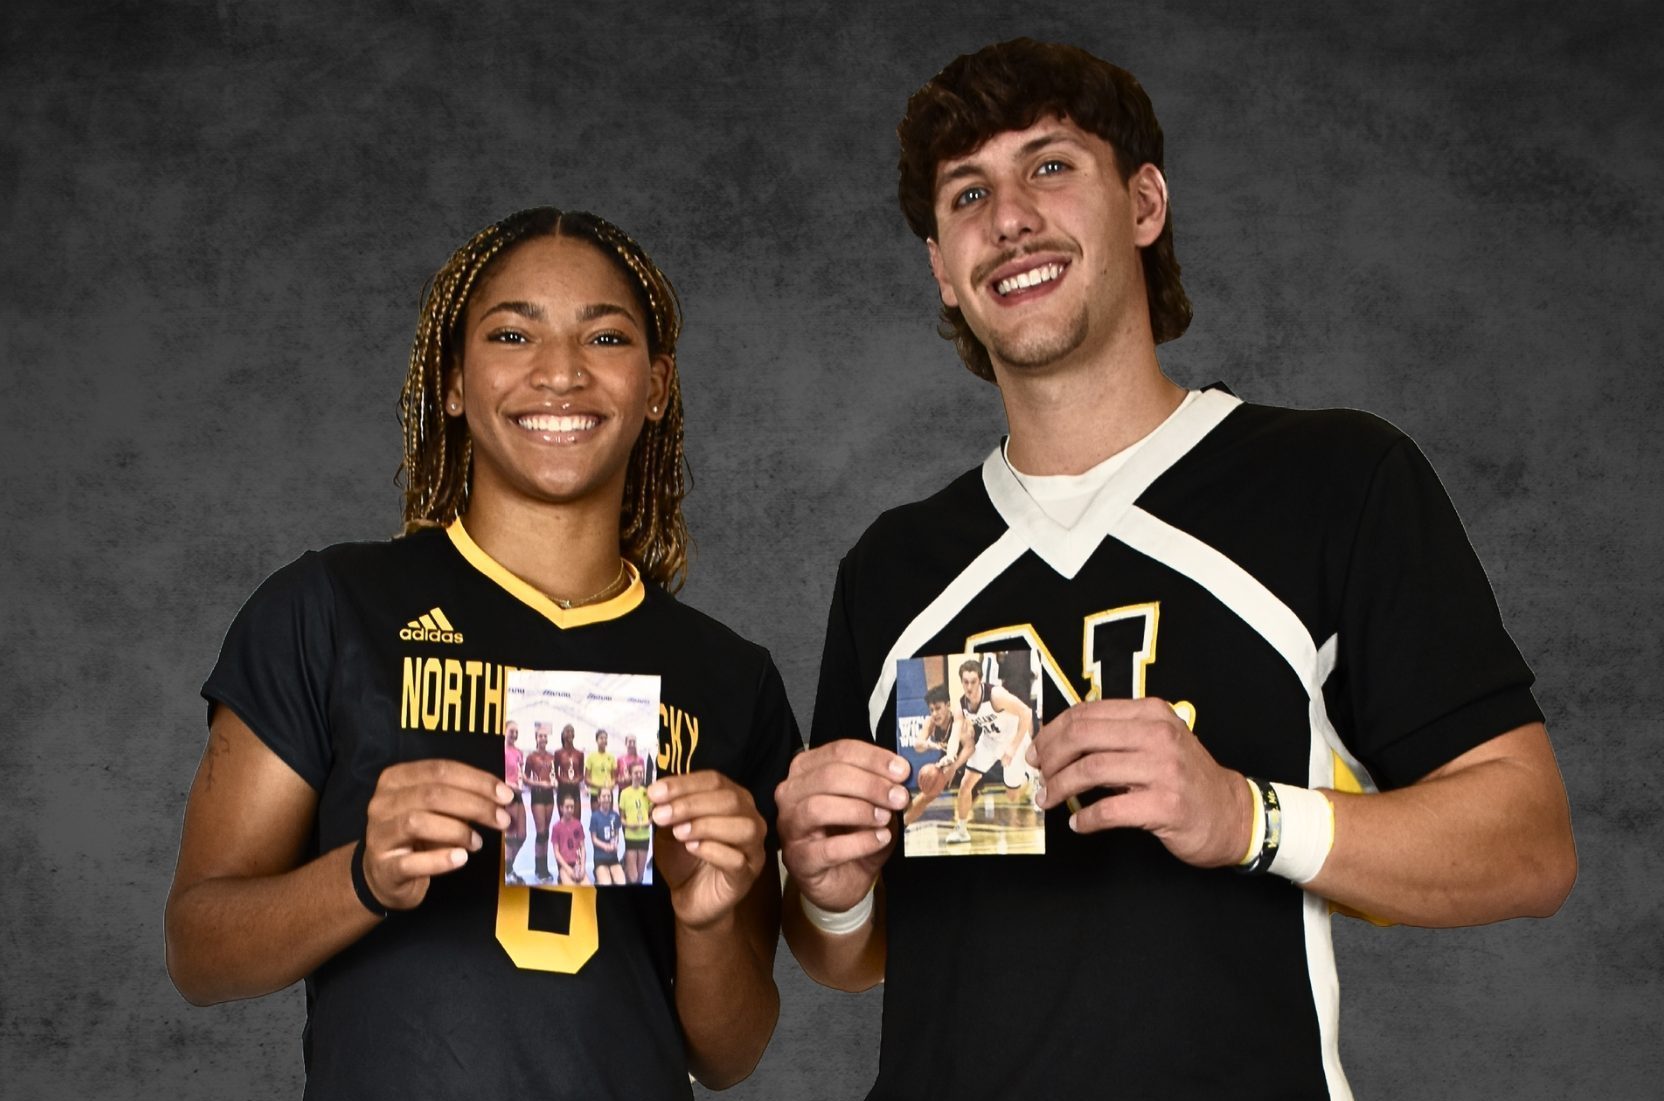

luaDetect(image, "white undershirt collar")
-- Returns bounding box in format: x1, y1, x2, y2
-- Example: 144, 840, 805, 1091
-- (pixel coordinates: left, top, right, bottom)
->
1002, 390, 1201, 528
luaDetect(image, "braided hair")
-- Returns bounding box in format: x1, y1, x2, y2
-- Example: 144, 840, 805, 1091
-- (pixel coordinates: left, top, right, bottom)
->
397, 208, 690, 590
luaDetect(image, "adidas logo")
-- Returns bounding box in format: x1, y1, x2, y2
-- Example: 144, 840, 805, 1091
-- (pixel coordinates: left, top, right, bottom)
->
400, 607, 465, 644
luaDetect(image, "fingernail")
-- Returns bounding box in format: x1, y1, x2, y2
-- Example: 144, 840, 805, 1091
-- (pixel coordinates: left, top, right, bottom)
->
651, 805, 673, 825
873, 805, 890, 823
451, 848, 468, 866
1067, 814, 1079, 832
875, 828, 891, 846
673, 822, 691, 839
888, 759, 909, 778
496, 784, 513, 803
1024, 747, 1037, 766
496, 811, 510, 829
687, 839, 701, 852
470, 831, 482, 850
888, 786, 908, 808
648, 782, 667, 801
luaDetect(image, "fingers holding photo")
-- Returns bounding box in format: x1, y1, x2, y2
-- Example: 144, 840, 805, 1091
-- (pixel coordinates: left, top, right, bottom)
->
362, 760, 514, 910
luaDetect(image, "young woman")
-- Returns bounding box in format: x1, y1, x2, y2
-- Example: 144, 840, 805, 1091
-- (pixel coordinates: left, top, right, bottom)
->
552, 794, 588, 886
502, 721, 528, 883
589, 786, 627, 886
165, 207, 799, 1098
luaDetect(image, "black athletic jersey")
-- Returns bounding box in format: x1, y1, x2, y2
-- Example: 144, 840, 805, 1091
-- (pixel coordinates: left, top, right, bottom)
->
203, 522, 799, 1101
809, 387, 1542, 1101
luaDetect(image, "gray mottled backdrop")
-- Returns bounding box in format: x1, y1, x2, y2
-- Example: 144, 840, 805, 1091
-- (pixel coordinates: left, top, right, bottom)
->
3, 1, 1660, 1097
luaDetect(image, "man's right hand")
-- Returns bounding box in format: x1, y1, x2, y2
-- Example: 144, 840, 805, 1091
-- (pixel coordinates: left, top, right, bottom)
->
776, 740, 910, 912
363, 760, 514, 911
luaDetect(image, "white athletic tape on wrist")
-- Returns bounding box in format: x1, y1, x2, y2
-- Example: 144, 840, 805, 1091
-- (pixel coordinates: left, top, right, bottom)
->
1267, 782, 1335, 885
800, 886, 875, 935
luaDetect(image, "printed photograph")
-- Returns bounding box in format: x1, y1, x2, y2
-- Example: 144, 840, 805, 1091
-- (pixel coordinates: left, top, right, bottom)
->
898, 650, 1045, 857
503, 669, 661, 888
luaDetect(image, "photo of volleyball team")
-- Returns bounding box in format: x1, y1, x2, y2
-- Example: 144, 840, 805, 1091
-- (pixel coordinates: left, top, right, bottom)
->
897, 650, 1045, 857
503, 670, 661, 887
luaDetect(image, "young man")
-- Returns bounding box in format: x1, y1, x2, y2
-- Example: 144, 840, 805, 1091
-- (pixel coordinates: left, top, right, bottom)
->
775, 39, 1576, 1099
942, 659, 1032, 843
902, 684, 965, 826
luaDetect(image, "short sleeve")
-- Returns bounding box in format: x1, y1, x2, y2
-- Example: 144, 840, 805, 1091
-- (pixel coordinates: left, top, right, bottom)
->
809, 555, 871, 751
1325, 437, 1543, 789
741, 655, 802, 848
201, 551, 337, 791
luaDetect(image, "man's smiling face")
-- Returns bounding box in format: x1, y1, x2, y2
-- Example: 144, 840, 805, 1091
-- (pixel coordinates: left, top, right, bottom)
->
927, 116, 1159, 376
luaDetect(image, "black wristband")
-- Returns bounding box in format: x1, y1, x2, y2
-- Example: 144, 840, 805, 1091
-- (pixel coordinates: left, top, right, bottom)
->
350, 837, 390, 919
1236, 777, 1283, 876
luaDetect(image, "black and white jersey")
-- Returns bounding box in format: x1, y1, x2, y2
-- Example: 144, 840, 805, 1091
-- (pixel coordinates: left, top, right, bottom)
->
809, 387, 1540, 1100
959, 692, 1001, 740
204, 523, 799, 1101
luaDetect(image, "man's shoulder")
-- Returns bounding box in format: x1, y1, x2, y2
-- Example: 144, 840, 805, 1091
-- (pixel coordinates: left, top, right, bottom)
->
841, 462, 997, 564
1133, 394, 1417, 510
1213, 398, 1411, 469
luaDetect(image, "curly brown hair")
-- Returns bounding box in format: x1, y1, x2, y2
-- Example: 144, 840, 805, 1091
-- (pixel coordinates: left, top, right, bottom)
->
896, 39, 1193, 382
397, 207, 691, 590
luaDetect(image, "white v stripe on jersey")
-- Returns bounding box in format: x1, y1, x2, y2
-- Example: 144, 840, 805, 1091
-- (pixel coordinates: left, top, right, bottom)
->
982, 388, 1242, 578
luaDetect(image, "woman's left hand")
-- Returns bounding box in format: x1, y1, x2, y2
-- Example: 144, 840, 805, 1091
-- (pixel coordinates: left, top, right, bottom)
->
650, 771, 767, 931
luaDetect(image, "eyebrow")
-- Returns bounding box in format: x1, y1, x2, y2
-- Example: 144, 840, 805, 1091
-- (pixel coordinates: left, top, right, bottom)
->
478, 300, 547, 322
576, 302, 638, 325
936, 131, 1089, 190
476, 300, 640, 326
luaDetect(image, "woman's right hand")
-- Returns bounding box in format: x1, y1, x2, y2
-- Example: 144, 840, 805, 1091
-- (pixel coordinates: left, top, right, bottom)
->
362, 761, 514, 910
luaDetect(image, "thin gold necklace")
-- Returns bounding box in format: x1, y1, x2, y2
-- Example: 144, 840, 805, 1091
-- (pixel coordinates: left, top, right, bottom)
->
553, 559, 629, 610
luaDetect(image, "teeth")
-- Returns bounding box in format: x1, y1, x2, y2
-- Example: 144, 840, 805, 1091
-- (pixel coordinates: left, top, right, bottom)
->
995, 262, 1064, 297
518, 414, 599, 433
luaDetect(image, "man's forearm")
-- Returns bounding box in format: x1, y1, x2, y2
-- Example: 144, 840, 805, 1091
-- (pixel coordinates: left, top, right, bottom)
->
165, 842, 380, 1005
780, 876, 886, 992
1305, 725, 1575, 927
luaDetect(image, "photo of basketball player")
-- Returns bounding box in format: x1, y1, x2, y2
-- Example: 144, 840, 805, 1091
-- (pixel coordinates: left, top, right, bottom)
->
902, 685, 968, 825
589, 787, 625, 886
502, 721, 528, 883
552, 794, 588, 886
898, 651, 1044, 856
523, 723, 557, 883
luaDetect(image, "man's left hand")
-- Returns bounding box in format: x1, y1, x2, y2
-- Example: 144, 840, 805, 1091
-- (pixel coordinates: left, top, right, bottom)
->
1030, 697, 1252, 868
